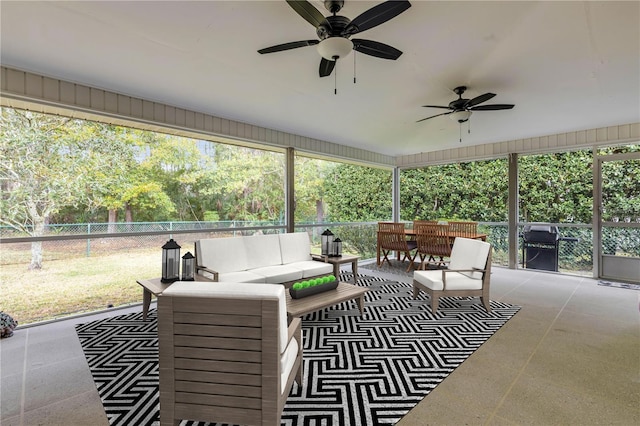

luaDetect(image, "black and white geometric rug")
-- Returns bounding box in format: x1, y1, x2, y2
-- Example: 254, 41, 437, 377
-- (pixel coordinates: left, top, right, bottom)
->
76, 274, 520, 426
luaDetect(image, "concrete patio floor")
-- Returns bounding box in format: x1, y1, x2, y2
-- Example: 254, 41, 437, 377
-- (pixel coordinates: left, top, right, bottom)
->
2, 264, 639, 425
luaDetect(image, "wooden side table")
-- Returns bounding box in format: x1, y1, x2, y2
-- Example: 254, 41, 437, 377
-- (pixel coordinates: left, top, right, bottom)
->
136, 275, 212, 320
324, 255, 360, 284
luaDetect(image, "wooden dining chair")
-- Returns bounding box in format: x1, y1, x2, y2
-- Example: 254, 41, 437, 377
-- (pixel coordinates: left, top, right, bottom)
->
377, 222, 418, 272
412, 220, 437, 229
448, 221, 479, 239
414, 223, 452, 269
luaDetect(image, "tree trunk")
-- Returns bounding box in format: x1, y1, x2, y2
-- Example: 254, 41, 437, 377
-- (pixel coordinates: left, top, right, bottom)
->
316, 200, 324, 223
125, 204, 133, 222
29, 217, 46, 270
107, 209, 117, 233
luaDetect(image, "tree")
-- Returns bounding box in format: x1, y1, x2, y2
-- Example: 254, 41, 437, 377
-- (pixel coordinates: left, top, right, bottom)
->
323, 164, 392, 222
199, 145, 285, 221
0, 108, 142, 268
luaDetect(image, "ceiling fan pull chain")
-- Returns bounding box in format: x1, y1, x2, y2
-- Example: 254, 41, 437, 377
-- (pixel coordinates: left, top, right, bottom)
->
354, 52, 357, 84
468, 119, 471, 134
459, 123, 462, 143
334, 61, 338, 95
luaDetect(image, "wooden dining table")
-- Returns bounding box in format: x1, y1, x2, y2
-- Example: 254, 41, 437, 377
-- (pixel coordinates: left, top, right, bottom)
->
376, 228, 488, 266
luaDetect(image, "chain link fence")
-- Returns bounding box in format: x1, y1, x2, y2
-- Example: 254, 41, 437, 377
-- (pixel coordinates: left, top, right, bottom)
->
3, 220, 634, 275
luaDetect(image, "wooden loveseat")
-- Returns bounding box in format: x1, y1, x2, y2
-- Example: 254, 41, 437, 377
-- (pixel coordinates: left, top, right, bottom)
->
194, 232, 334, 287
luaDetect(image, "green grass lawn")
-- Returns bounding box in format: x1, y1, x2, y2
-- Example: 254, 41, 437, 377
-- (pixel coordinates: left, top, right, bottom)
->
1, 249, 161, 325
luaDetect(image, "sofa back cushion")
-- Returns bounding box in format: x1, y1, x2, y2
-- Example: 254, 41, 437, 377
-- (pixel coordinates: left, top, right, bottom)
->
244, 234, 283, 269
448, 237, 490, 279
196, 237, 249, 273
279, 232, 313, 264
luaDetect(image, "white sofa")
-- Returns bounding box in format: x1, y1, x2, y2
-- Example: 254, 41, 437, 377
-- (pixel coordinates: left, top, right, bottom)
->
194, 232, 333, 286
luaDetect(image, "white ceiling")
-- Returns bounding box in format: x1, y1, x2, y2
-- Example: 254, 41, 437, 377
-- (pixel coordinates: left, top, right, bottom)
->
1, 1, 639, 157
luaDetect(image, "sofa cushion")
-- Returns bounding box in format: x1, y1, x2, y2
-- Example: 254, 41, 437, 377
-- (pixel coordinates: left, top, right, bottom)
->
196, 237, 249, 274
163, 281, 289, 352
414, 270, 483, 291
244, 234, 283, 269
218, 271, 266, 283
287, 260, 333, 278
250, 265, 303, 284
279, 232, 313, 264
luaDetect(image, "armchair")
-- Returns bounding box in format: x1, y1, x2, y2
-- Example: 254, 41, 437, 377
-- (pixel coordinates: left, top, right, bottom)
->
158, 281, 302, 426
412, 237, 492, 313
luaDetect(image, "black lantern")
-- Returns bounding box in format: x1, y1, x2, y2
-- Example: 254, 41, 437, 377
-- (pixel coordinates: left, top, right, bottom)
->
321, 229, 334, 257
161, 239, 181, 283
333, 237, 343, 257
181, 251, 195, 281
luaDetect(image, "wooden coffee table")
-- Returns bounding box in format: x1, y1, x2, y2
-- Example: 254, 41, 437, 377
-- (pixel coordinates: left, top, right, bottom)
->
137, 278, 367, 321
285, 282, 367, 319
324, 254, 360, 284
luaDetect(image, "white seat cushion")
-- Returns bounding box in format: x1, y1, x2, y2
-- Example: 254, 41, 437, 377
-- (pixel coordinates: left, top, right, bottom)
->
287, 260, 333, 278
250, 264, 303, 283
414, 269, 483, 291
217, 271, 266, 283
280, 337, 299, 394
164, 281, 289, 352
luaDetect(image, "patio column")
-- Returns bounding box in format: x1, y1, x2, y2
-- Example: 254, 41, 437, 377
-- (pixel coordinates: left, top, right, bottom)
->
508, 153, 519, 268
285, 147, 295, 233
392, 166, 400, 222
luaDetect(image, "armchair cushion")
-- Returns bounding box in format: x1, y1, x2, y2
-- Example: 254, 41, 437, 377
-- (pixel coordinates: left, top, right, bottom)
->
280, 337, 299, 394
163, 281, 289, 353
448, 237, 491, 279
414, 270, 483, 291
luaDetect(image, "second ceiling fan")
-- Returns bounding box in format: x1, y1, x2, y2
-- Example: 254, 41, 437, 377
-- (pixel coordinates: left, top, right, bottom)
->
417, 86, 515, 123
258, 0, 411, 78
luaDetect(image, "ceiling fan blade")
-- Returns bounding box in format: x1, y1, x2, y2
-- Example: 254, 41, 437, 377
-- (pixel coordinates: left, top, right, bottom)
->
469, 104, 515, 111
465, 92, 496, 108
258, 40, 319, 54
286, 0, 326, 28
319, 57, 336, 77
342, 0, 411, 36
416, 111, 451, 123
352, 39, 402, 60
422, 105, 452, 110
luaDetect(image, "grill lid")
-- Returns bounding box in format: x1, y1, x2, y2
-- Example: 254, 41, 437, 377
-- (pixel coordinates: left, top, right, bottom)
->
523, 225, 560, 243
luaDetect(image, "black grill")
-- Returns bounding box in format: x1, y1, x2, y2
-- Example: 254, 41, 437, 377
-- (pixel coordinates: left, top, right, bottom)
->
521, 225, 578, 272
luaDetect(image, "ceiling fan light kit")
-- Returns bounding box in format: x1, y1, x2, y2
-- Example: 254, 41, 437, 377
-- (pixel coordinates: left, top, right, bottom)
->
449, 110, 471, 123
317, 37, 353, 60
